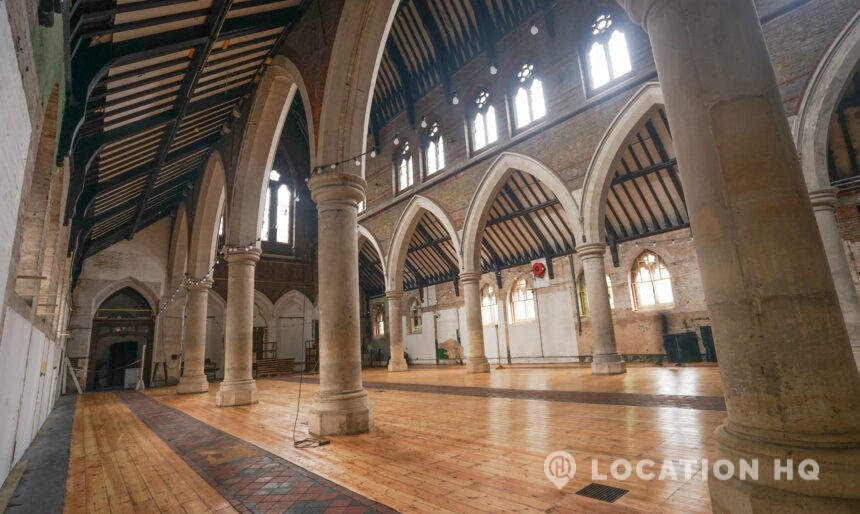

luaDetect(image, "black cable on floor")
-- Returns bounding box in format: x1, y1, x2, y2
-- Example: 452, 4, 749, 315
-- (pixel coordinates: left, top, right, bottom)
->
291, 359, 330, 448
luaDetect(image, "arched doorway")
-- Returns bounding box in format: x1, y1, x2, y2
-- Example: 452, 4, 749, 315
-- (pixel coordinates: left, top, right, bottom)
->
86, 288, 154, 390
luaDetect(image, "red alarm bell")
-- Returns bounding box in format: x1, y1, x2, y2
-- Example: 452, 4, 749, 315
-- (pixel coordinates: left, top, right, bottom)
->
531, 261, 546, 277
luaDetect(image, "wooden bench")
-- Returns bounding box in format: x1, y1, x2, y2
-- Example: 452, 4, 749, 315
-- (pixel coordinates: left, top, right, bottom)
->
253, 358, 295, 377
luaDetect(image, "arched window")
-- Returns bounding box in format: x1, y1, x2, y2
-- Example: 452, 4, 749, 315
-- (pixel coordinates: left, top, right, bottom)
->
409, 299, 423, 334
584, 9, 632, 90
631, 251, 674, 309
577, 273, 615, 316
260, 169, 293, 244
424, 121, 445, 176
481, 285, 498, 325
513, 63, 546, 129
396, 140, 414, 192
471, 89, 498, 151
510, 277, 536, 323
373, 304, 385, 336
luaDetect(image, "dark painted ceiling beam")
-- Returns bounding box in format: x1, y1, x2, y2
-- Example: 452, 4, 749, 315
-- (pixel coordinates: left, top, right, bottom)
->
408, 234, 451, 252
485, 198, 560, 227
410, 0, 454, 100
610, 158, 677, 185
415, 224, 459, 276
501, 183, 555, 257
469, 0, 498, 64
128, 0, 236, 240
386, 40, 417, 128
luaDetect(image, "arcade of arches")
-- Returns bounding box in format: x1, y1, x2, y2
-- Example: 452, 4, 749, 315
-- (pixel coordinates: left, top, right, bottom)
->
1, 0, 860, 512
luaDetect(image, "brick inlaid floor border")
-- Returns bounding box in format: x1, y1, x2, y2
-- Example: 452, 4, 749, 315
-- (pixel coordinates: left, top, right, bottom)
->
116, 391, 397, 514
278, 376, 727, 412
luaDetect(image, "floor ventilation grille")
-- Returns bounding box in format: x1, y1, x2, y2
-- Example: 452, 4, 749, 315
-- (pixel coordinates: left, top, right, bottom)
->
574, 483, 629, 503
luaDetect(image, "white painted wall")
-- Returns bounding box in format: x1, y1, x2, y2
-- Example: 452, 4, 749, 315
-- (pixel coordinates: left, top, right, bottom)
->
68, 219, 171, 384
0, 310, 63, 486
0, 3, 32, 314
274, 292, 316, 365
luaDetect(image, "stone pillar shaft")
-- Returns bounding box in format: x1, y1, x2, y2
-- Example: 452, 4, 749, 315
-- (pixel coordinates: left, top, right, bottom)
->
621, 0, 860, 509
810, 187, 860, 367
307, 172, 372, 435
386, 290, 408, 372
177, 280, 211, 394
461, 271, 490, 373
216, 247, 261, 407
578, 243, 625, 375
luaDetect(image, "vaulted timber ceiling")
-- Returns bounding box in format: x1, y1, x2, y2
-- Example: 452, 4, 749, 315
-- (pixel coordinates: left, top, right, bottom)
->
479, 170, 575, 273
829, 68, 860, 191
371, 0, 545, 131
604, 107, 688, 243
62, 0, 309, 279
402, 212, 460, 292
358, 239, 386, 298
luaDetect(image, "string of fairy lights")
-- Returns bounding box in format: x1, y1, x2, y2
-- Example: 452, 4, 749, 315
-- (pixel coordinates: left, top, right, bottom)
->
310, 146, 379, 175
152, 241, 261, 319
153, 145, 380, 320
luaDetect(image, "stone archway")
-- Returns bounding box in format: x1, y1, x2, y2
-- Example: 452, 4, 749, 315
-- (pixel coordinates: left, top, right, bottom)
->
579, 83, 664, 245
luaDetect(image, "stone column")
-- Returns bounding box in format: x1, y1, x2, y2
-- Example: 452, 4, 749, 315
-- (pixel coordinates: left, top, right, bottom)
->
386, 290, 408, 371
578, 243, 626, 375
810, 187, 860, 367
177, 279, 212, 394
215, 246, 261, 407
460, 271, 490, 373
307, 172, 372, 435
620, 1, 860, 511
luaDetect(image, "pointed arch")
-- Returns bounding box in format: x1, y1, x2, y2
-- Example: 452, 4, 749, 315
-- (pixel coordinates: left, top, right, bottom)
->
358, 224, 388, 283
189, 151, 226, 278
167, 203, 189, 291
317, 0, 399, 177
208, 288, 227, 313
385, 196, 462, 292
579, 83, 665, 244
90, 277, 159, 316
228, 56, 314, 245
461, 152, 583, 272
794, 11, 860, 190
253, 290, 275, 325
274, 289, 315, 317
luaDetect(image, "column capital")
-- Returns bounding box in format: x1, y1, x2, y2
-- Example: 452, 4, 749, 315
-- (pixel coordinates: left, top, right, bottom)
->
385, 290, 404, 300
223, 245, 262, 265
577, 242, 609, 260
618, 0, 658, 29
458, 271, 482, 284
185, 278, 214, 292
308, 171, 366, 208
809, 187, 839, 211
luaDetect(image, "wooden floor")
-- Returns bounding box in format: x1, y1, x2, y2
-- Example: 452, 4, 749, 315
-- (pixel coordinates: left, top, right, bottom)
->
68, 365, 726, 513
65, 393, 235, 513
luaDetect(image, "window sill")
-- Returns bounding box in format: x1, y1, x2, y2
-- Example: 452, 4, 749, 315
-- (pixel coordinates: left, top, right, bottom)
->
632, 303, 675, 313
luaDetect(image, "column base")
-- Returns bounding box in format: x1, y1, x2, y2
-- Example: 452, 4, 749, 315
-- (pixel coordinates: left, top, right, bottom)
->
591, 354, 626, 375
215, 379, 258, 407
709, 475, 860, 514
467, 357, 491, 374
308, 389, 372, 436
388, 358, 408, 372
708, 423, 860, 513
176, 374, 209, 394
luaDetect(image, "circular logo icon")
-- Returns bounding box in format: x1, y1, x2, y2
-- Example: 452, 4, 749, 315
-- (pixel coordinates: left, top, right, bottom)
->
544, 451, 576, 490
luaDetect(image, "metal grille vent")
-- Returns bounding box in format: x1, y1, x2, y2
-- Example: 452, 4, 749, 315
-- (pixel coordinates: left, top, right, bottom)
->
574, 483, 629, 503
